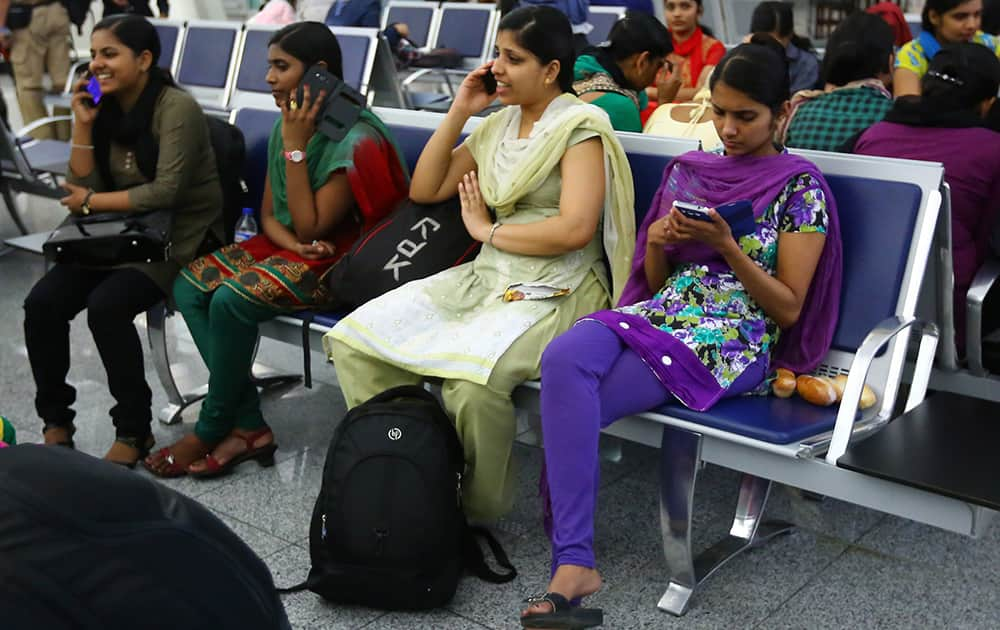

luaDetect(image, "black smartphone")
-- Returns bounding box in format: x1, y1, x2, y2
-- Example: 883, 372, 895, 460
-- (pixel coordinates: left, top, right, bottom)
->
295, 64, 365, 143
481, 67, 497, 95
673, 200, 712, 222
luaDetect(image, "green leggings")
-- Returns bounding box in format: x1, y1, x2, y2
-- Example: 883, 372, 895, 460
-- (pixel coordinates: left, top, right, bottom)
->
172, 278, 279, 444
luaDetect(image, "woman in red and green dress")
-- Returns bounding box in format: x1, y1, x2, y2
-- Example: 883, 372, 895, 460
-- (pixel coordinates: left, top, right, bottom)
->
144, 22, 407, 478
641, 0, 726, 124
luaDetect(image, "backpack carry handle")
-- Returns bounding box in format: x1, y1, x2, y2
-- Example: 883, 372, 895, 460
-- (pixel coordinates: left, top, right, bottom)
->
364, 384, 441, 408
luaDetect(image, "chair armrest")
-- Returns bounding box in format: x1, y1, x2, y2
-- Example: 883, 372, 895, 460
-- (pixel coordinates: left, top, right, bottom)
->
825, 315, 939, 464
62, 59, 91, 94
966, 257, 1000, 376
16, 115, 74, 138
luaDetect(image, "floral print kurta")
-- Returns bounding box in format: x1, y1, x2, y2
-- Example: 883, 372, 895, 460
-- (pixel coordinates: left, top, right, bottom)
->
616, 174, 828, 390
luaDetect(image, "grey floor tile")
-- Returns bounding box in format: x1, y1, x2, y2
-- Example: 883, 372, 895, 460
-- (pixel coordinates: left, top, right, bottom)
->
590, 529, 847, 629
196, 450, 325, 543
762, 547, 1000, 629
363, 610, 491, 629
266, 544, 385, 630
210, 508, 294, 559
854, 514, 1000, 585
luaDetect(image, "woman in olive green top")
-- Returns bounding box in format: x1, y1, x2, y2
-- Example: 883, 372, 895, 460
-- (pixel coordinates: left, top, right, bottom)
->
23, 16, 222, 467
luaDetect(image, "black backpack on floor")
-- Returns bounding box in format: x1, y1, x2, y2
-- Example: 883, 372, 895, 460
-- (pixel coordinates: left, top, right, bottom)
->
281, 385, 516, 610
0, 445, 290, 630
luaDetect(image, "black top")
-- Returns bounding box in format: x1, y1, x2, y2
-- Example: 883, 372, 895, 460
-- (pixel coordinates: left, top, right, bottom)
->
102, 0, 169, 18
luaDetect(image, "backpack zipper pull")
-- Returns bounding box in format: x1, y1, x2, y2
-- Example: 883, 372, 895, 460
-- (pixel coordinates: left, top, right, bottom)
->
321, 513, 328, 540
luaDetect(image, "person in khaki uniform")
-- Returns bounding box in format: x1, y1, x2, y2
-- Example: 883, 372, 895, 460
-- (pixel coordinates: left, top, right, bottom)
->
0, 0, 72, 139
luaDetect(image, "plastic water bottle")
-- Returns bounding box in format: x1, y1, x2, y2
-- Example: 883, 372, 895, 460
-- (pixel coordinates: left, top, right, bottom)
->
234, 207, 258, 244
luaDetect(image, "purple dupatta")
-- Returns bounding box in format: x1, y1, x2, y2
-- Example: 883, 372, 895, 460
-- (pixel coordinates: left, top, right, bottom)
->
619, 150, 843, 374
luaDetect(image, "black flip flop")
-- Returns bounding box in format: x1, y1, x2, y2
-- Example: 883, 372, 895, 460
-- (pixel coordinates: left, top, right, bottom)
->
521, 592, 603, 629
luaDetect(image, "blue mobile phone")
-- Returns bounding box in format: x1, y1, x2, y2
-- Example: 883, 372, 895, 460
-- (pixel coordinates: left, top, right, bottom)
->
715, 200, 755, 237
86, 75, 102, 106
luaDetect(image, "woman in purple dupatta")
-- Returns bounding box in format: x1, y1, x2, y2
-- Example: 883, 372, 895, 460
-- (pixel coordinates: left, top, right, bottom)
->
521, 36, 843, 629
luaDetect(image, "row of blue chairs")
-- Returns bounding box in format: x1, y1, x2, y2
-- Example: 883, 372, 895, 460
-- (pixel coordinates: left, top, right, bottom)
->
145, 105, 1000, 616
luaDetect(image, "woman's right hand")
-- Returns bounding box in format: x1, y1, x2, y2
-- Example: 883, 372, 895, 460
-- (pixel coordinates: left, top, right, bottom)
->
294, 240, 336, 260
451, 61, 497, 118
70, 77, 99, 127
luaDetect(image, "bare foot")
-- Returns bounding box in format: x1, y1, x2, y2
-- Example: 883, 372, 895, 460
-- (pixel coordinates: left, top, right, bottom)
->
143, 434, 212, 477
186, 428, 274, 474
521, 564, 603, 620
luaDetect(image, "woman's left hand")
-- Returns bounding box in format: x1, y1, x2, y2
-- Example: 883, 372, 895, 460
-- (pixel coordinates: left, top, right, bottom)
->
60, 182, 89, 214
281, 83, 325, 151
458, 171, 492, 242
667, 206, 735, 253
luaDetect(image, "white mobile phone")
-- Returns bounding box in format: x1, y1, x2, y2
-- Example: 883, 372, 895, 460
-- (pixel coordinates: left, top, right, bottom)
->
673, 201, 713, 222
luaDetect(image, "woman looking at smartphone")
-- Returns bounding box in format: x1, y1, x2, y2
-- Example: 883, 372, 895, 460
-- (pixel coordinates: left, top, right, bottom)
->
521, 36, 841, 628
143, 21, 408, 478
22, 16, 223, 466
325, 6, 636, 525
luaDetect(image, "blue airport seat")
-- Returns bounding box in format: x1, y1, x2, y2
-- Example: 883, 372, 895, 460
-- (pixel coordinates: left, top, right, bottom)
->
176, 21, 241, 111
588, 6, 626, 44
150, 19, 184, 73
382, 1, 438, 48
436, 4, 494, 61
231, 107, 280, 213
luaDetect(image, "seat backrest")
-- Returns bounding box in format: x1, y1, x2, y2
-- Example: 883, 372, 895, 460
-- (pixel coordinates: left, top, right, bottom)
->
176, 20, 242, 110
434, 3, 497, 67
329, 26, 379, 94
149, 18, 185, 75
382, 0, 439, 48
230, 107, 281, 214
229, 24, 281, 111
789, 150, 943, 367
587, 6, 626, 45
905, 12, 922, 37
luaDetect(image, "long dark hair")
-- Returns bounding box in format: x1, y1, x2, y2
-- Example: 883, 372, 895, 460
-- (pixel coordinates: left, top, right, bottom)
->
605, 11, 672, 61
268, 21, 344, 80
822, 12, 895, 86
922, 0, 979, 35
922, 42, 1000, 114
710, 34, 790, 112
749, 1, 814, 52
91, 15, 175, 187
497, 6, 575, 93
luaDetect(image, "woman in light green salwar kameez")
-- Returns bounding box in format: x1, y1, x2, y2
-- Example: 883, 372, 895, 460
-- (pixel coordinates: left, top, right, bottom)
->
324, 7, 636, 522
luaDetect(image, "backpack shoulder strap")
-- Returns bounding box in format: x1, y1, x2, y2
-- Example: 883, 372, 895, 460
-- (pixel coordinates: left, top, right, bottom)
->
464, 526, 517, 584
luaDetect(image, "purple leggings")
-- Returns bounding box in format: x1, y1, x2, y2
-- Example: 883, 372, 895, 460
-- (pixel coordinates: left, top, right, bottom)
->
540, 320, 673, 570
541, 319, 768, 571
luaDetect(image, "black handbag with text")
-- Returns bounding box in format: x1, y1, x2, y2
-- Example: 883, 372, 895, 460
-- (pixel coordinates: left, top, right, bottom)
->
42, 208, 172, 266
325, 196, 481, 309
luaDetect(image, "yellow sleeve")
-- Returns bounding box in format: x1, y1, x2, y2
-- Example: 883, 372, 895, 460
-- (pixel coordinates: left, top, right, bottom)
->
895, 40, 928, 78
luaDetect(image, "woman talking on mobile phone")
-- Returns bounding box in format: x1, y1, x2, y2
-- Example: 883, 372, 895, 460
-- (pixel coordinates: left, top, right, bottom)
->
22, 15, 223, 467
144, 22, 409, 479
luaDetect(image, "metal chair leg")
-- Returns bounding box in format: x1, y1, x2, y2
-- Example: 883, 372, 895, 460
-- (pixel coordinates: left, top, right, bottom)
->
658, 438, 794, 617
247, 333, 301, 390
147, 303, 207, 425
1, 182, 29, 235
657, 425, 703, 616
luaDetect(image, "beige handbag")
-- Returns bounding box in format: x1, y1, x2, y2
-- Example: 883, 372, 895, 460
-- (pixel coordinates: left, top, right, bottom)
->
642, 86, 722, 151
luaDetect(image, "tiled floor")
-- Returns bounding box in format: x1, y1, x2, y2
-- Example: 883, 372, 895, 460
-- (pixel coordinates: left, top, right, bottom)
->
2, 79, 999, 629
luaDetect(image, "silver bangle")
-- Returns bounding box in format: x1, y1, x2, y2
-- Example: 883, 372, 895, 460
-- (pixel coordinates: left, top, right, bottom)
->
71, 143, 95, 150
488, 221, 500, 246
